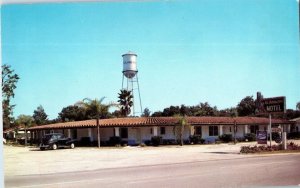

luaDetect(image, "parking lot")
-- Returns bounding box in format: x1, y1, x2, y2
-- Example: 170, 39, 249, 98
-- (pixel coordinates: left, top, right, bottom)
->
4, 140, 300, 177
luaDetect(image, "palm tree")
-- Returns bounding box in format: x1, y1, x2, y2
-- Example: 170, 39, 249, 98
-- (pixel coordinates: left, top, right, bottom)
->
174, 115, 190, 146
78, 97, 111, 148
118, 89, 133, 117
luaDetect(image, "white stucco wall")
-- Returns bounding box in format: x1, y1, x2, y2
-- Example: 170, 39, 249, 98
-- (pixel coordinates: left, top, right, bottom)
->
159, 126, 175, 139
236, 125, 244, 138
141, 127, 152, 141
77, 129, 88, 140
202, 126, 209, 139
100, 128, 114, 141
223, 125, 233, 135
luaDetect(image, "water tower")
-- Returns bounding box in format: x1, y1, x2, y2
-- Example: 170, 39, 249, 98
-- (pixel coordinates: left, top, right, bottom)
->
122, 51, 142, 116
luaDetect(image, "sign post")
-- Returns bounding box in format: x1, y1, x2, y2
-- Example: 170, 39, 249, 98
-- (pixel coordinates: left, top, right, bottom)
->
269, 114, 272, 147
256, 95, 286, 147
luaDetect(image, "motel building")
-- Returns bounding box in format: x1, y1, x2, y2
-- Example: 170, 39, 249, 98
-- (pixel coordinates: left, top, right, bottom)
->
27, 116, 293, 146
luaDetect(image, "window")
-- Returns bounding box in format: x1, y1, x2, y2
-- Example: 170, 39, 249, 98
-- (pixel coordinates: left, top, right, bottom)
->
56, 134, 62, 139
209, 126, 218, 136
229, 127, 232, 132
250, 125, 259, 134
160, 127, 166, 135
120, 128, 128, 139
195, 127, 202, 135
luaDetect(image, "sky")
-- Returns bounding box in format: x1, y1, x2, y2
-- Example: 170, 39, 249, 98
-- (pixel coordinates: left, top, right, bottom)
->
1, 0, 300, 119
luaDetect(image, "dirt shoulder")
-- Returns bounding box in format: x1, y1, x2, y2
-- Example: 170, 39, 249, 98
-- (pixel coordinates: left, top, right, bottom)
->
4, 140, 300, 176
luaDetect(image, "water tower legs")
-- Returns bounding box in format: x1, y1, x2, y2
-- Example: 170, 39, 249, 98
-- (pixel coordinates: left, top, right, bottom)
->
121, 73, 143, 117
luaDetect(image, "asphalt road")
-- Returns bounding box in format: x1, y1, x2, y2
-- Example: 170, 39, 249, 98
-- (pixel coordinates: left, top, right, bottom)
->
5, 154, 300, 188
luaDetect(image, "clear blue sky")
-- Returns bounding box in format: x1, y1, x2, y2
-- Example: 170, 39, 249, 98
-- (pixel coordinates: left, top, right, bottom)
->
2, 0, 300, 119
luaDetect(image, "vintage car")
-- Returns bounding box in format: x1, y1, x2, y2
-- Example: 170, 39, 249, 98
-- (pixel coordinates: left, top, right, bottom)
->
39, 133, 75, 150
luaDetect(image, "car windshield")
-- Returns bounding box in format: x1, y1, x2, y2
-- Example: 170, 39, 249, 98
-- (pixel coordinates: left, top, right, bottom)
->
43, 135, 54, 140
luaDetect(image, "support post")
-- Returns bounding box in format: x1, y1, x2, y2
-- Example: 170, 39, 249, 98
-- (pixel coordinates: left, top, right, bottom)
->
269, 114, 272, 147
24, 127, 27, 146
115, 127, 120, 137
234, 121, 237, 144
68, 129, 71, 138
97, 118, 100, 148
190, 126, 195, 136
244, 125, 248, 135
287, 124, 291, 133
88, 128, 93, 141
153, 126, 158, 136
219, 125, 223, 136
282, 132, 287, 150
30, 131, 33, 145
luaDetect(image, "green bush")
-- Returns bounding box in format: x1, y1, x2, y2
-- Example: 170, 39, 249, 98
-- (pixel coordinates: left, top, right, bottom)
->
244, 133, 256, 141
162, 139, 176, 145
287, 132, 300, 139
219, 134, 233, 143
109, 136, 122, 146
268, 132, 281, 141
151, 136, 162, 146
189, 135, 205, 144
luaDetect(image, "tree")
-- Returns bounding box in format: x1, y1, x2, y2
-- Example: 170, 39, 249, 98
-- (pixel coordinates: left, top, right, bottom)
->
237, 96, 256, 116
180, 105, 192, 116
142, 108, 151, 117
162, 106, 181, 116
78, 97, 112, 148
192, 102, 218, 116
219, 107, 238, 117
15, 114, 33, 146
2, 64, 20, 129
297, 102, 300, 111
33, 105, 48, 125
58, 105, 86, 122
118, 89, 133, 117
151, 111, 163, 117
174, 115, 190, 146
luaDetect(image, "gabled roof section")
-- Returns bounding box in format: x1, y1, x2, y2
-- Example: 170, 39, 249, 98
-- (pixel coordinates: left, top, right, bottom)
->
27, 116, 292, 131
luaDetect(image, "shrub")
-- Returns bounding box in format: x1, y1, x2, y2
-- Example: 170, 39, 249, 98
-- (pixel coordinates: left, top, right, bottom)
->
240, 142, 300, 153
244, 133, 256, 142
287, 132, 300, 139
80, 137, 92, 146
287, 142, 300, 150
268, 132, 281, 141
189, 135, 205, 144
109, 136, 122, 146
219, 134, 233, 143
236, 137, 245, 142
162, 139, 176, 145
151, 136, 162, 146
144, 140, 151, 146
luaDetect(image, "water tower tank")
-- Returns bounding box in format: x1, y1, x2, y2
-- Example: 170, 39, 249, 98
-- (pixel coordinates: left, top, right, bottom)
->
122, 52, 137, 78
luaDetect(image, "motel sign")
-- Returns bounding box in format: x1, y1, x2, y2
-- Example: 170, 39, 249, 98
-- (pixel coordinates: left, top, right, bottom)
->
257, 96, 286, 114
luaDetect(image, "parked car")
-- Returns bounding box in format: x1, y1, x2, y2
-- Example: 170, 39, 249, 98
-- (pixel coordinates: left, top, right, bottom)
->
39, 133, 76, 150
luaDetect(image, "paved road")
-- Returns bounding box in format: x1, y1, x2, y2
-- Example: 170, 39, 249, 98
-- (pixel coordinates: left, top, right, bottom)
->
5, 154, 300, 188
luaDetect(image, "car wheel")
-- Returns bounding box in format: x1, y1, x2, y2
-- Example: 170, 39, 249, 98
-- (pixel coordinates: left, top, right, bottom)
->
70, 143, 75, 149
40, 147, 45, 151
52, 144, 57, 150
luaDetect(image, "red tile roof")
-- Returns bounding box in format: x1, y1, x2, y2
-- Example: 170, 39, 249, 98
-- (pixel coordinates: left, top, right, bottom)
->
27, 116, 292, 130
